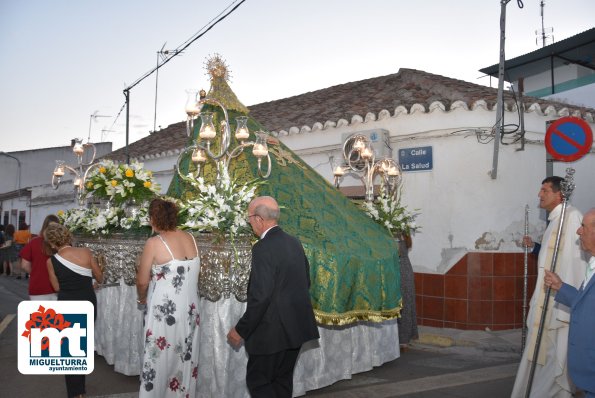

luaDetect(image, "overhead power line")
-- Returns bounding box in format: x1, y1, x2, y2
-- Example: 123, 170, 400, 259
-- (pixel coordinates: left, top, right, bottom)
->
125, 0, 246, 92
121, 0, 247, 162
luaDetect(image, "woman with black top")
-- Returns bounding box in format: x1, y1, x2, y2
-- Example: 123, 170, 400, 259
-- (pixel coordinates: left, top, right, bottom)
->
45, 222, 103, 398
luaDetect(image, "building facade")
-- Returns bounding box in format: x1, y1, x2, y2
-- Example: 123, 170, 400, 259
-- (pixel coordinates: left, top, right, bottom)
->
0, 143, 112, 235
8, 29, 593, 330
107, 66, 594, 330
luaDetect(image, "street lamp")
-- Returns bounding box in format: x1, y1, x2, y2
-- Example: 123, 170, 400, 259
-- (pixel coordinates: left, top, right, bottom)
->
51, 138, 101, 206
333, 134, 401, 202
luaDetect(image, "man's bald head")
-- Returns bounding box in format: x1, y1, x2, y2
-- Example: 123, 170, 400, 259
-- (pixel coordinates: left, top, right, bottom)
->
247, 196, 280, 237
250, 196, 280, 221
578, 208, 595, 256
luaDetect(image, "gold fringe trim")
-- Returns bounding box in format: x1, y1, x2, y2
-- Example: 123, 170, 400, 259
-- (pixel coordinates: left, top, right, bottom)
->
314, 299, 403, 326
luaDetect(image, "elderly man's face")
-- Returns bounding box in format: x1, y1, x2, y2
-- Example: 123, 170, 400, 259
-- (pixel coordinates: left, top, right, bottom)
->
577, 210, 595, 256
246, 202, 263, 237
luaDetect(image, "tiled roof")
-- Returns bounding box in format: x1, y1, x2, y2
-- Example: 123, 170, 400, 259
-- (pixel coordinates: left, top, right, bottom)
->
107, 120, 188, 162
107, 68, 594, 162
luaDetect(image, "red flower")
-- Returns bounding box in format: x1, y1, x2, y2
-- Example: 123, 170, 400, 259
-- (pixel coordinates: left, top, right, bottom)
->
156, 336, 169, 350
169, 377, 180, 391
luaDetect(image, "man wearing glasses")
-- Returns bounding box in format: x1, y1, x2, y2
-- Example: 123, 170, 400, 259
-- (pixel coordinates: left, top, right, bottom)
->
227, 196, 319, 397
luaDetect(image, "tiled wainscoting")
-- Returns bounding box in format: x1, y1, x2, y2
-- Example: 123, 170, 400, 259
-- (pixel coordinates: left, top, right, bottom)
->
414, 252, 537, 330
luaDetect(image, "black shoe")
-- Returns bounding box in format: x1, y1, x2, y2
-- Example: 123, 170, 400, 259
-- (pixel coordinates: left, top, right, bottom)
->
16, 276, 22, 280
25, 274, 29, 279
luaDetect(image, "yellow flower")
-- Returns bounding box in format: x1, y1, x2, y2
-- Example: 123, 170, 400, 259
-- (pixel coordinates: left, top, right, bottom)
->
57, 210, 64, 216
86, 181, 93, 189
125, 169, 134, 178
99, 166, 107, 174
143, 181, 152, 188
111, 180, 118, 187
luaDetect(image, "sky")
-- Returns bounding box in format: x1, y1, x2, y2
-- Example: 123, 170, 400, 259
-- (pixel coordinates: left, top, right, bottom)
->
1, 0, 593, 153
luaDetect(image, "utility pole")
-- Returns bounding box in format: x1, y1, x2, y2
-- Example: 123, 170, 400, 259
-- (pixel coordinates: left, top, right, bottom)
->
491, 0, 524, 179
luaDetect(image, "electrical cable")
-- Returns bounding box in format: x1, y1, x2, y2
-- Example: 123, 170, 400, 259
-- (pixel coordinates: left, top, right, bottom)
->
106, 102, 127, 136
125, 0, 247, 92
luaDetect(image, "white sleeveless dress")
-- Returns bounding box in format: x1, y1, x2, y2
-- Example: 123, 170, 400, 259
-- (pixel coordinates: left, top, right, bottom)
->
140, 234, 201, 397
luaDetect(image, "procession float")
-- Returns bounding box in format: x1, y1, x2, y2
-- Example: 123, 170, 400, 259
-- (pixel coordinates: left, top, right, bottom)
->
52, 55, 404, 397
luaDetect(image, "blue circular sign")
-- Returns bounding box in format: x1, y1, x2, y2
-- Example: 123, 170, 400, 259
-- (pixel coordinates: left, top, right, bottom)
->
545, 117, 593, 162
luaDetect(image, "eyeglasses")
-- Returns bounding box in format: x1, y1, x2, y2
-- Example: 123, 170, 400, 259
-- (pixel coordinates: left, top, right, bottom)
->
247, 214, 261, 220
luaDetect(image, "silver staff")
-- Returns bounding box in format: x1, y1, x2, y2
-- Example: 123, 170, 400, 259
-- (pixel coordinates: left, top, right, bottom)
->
521, 204, 529, 351
525, 168, 576, 397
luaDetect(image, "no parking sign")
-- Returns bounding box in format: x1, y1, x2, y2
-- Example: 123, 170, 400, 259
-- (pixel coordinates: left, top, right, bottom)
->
545, 116, 593, 162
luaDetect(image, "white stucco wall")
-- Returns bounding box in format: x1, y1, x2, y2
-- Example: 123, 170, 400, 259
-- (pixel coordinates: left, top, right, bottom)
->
67, 103, 594, 275
135, 155, 177, 195
275, 104, 595, 274
7, 105, 592, 276
0, 143, 113, 233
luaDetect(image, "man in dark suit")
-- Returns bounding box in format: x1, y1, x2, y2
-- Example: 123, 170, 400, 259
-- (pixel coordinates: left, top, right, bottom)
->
227, 196, 320, 397
544, 207, 595, 398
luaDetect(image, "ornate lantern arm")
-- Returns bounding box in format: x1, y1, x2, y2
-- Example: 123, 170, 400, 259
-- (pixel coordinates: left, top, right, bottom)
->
333, 165, 346, 188
186, 117, 195, 138
193, 98, 231, 160
176, 145, 203, 182
52, 164, 80, 189
255, 154, 272, 178
227, 141, 252, 159
364, 160, 376, 202
179, 78, 274, 182
225, 131, 272, 179
78, 142, 97, 166
338, 132, 403, 202
185, 89, 202, 137
80, 162, 102, 188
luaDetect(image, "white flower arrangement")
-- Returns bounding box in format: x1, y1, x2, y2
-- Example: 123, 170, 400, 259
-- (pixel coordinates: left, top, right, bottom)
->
84, 160, 161, 205
58, 205, 151, 236
361, 187, 420, 237
178, 162, 265, 239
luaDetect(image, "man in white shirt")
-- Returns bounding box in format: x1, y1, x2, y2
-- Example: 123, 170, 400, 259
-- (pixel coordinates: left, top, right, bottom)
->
511, 176, 588, 398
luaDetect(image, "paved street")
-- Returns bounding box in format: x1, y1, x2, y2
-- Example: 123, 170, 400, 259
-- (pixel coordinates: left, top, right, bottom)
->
1, 275, 522, 397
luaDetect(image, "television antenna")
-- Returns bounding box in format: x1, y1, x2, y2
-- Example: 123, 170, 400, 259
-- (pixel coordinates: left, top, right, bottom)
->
100, 128, 116, 142
153, 43, 183, 133
535, 0, 554, 47
88, 111, 111, 142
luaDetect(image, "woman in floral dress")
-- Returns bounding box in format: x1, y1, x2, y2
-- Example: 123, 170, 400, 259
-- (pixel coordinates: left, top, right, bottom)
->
136, 198, 200, 397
